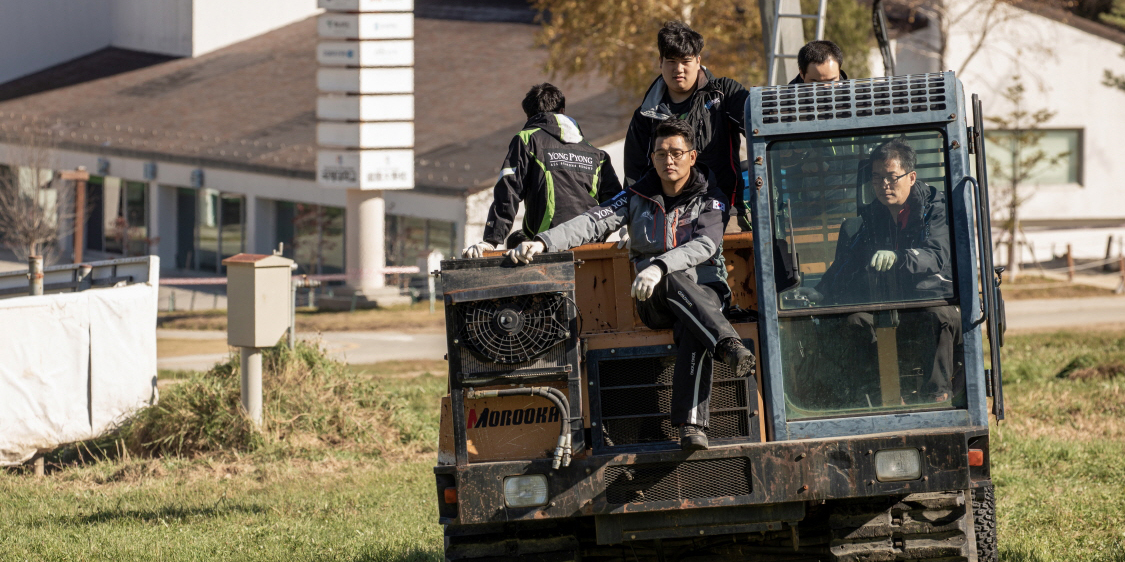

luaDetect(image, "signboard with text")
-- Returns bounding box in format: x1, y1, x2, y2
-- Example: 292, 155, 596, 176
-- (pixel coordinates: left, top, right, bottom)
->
317, 150, 414, 190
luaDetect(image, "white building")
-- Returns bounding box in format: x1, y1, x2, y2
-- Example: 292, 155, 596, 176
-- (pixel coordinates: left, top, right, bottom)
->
0, 1, 629, 290
889, 0, 1125, 265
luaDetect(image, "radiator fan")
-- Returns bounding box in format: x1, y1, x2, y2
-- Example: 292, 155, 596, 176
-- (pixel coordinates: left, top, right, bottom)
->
460, 293, 569, 364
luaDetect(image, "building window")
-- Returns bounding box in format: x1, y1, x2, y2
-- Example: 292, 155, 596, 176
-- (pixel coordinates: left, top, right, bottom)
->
386, 215, 456, 266
984, 128, 1082, 185
196, 189, 243, 272
86, 176, 147, 256
276, 202, 345, 275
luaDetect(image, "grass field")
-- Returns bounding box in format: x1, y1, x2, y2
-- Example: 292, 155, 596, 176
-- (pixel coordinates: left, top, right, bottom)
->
3, 331, 1124, 561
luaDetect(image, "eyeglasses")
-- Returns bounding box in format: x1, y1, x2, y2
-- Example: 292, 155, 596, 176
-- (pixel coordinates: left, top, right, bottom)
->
872, 171, 910, 185
652, 150, 691, 162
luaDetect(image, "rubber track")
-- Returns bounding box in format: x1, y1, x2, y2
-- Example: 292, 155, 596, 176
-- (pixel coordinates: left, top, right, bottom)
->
972, 486, 998, 562
829, 491, 974, 562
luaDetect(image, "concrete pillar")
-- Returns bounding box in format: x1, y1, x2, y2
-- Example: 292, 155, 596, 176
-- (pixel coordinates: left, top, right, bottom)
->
147, 182, 160, 259
346, 188, 386, 292
244, 193, 258, 254
155, 185, 177, 267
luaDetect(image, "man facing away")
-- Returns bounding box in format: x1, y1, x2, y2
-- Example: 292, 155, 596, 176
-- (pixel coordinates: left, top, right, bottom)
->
462, 83, 622, 258
508, 118, 756, 451
623, 21, 749, 221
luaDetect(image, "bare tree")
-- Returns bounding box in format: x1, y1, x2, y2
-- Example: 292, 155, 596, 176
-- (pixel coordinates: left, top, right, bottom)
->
897, 0, 1028, 75
984, 79, 1068, 281
1105, 48, 1125, 91
0, 137, 78, 265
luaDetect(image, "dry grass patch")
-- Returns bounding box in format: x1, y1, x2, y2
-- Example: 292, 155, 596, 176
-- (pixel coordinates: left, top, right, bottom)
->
157, 338, 233, 358
158, 302, 446, 333
1003, 275, 1117, 300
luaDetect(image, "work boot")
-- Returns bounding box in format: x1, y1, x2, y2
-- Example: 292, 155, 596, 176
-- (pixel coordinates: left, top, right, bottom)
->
716, 337, 756, 378
679, 424, 709, 451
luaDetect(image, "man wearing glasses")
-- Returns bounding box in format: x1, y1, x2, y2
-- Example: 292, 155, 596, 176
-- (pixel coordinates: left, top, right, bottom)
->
623, 21, 750, 224
799, 138, 960, 404
508, 119, 756, 451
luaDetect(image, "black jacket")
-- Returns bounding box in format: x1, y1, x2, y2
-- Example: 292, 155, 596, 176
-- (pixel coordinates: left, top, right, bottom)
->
538, 165, 728, 291
623, 69, 749, 207
814, 180, 952, 305
483, 113, 622, 246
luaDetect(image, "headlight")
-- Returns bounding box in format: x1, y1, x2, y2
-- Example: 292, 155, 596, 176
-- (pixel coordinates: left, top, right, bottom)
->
875, 448, 922, 482
503, 475, 549, 507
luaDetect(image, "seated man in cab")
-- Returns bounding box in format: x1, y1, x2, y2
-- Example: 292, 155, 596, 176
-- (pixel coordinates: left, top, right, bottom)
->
507, 118, 755, 451
462, 83, 622, 257
798, 138, 961, 404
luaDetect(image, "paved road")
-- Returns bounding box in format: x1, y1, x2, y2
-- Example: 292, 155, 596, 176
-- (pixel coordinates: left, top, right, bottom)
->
158, 329, 446, 371
1004, 295, 1125, 332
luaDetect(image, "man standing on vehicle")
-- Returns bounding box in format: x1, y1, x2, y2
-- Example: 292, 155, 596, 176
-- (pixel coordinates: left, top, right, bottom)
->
623, 21, 749, 224
462, 83, 622, 258
801, 138, 960, 404
508, 119, 756, 451
789, 40, 849, 84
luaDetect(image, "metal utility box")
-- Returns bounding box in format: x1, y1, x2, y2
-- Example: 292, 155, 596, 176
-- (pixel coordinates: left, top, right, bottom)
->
223, 253, 294, 348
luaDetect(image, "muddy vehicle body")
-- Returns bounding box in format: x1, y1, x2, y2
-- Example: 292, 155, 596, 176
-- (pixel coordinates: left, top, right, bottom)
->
434, 71, 1006, 561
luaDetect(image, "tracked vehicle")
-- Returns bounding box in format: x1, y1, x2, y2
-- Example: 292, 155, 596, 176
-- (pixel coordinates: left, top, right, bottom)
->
434, 71, 1006, 561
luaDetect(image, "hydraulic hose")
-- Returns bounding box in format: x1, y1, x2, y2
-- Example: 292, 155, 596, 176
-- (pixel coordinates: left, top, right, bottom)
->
466, 387, 574, 468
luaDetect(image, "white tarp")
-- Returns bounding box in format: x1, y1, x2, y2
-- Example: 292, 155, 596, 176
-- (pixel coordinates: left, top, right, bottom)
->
0, 282, 157, 465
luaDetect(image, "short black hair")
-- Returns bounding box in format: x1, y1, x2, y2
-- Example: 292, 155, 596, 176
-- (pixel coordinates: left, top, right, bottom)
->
797, 40, 844, 74
658, 21, 704, 60
521, 83, 565, 118
654, 118, 695, 151
871, 138, 917, 173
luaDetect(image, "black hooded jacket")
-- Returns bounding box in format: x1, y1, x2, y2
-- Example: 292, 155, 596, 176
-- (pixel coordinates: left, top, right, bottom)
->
623, 68, 749, 207
814, 180, 952, 305
482, 112, 622, 246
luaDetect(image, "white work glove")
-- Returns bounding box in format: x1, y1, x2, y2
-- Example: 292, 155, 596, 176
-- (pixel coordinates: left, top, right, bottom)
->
630, 265, 663, 301
507, 240, 546, 264
615, 226, 630, 249
461, 241, 494, 259
870, 250, 898, 272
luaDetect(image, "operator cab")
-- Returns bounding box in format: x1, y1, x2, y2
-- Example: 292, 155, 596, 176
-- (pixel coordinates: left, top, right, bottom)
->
770, 131, 961, 418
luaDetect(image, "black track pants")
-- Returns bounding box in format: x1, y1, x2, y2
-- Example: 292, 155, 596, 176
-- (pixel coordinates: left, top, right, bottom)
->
843, 305, 963, 398
635, 270, 739, 428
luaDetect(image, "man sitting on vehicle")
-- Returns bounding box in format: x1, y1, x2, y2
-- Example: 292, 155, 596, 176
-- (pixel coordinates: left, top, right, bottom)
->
507, 118, 755, 451
799, 138, 961, 404
462, 83, 622, 258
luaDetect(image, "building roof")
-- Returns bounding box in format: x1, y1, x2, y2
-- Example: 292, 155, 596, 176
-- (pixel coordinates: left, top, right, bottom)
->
1009, 0, 1125, 46
0, 12, 632, 193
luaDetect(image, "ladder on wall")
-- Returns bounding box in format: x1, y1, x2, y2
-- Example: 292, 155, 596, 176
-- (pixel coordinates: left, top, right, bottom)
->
766, 0, 827, 85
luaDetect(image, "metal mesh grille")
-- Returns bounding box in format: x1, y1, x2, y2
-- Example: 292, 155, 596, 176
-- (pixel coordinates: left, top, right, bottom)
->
602, 410, 749, 445
596, 352, 751, 448
759, 72, 948, 125
598, 355, 740, 388
605, 458, 752, 504
458, 293, 568, 364
600, 380, 747, 417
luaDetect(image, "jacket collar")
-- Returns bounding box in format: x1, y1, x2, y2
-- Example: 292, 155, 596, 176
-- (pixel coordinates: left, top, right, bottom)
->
863, 179, 931, 229
524, 112, 584, 143
630, 163, 712, 207
638, 67, 716, 120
